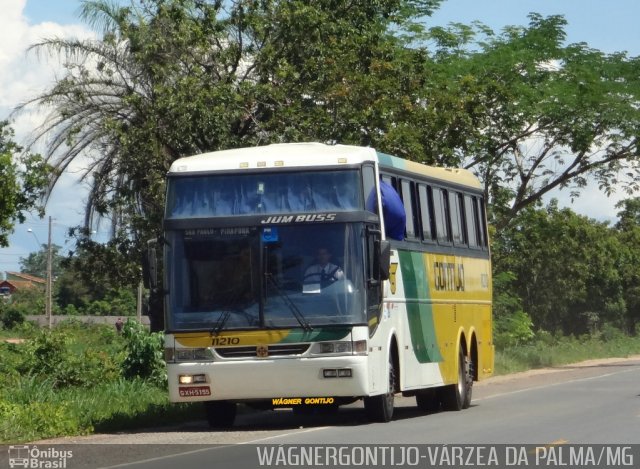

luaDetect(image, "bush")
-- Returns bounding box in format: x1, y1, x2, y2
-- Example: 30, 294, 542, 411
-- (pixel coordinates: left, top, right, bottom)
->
11, 320, 37, 337
86, 300, 112, 316
120, 319, 166, 387
18, 329, 121, 388
106, 288, 137, 316
0, 306, 25, 329
19, 330, 69, 377
62, 304, 80, 316
599, 323, 625, 342
494, 310, 535, 349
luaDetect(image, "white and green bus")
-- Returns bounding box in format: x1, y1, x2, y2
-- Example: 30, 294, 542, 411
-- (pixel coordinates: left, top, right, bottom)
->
158, 143, 493, 427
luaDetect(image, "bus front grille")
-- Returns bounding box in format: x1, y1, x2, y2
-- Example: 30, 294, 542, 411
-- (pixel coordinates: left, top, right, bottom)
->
215, 343, 310, 358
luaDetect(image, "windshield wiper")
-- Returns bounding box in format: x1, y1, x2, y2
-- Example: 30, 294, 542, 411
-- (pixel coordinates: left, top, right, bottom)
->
265, 273, 313, 331
211, 307, 256, 334
212, 310, 231, 335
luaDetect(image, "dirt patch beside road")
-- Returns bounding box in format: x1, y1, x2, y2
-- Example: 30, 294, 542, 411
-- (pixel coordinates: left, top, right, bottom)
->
2, 338, 25, 344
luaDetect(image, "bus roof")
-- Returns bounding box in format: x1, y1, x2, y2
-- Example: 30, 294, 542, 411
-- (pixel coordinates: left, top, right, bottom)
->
168, 143, 377, 173
168, 143, 481, 189
376, 152, 482, 189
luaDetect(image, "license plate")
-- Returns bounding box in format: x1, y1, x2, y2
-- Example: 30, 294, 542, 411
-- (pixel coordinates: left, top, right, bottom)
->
179, 386, 211, 397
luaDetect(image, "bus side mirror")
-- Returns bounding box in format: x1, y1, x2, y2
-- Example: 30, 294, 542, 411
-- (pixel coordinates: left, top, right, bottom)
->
379, 240, 391, 281
144, 239, 158, 291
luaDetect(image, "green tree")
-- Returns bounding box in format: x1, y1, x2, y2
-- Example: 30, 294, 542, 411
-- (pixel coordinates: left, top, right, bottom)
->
493, 201, 624, 335
19, 244, 64, 280
424, 15, 640, 229
55, 269, 93, 312
614, 198, 640, 334
0, 121, 49, 247
56, 239, 139, 315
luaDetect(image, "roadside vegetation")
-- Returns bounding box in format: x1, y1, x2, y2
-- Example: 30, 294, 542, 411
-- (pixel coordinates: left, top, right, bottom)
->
491, 198, 640, 374
495, 328, 640, 375
1, 313, 638, 443
0, 319, 199, 443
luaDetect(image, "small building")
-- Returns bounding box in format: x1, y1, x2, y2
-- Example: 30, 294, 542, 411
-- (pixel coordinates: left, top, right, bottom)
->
1, 272, 46, 294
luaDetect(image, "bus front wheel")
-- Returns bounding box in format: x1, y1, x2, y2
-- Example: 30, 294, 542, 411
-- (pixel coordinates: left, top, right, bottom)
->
364, 354, 396, 422
439, 348, 473, 411
204, 400, 237, 428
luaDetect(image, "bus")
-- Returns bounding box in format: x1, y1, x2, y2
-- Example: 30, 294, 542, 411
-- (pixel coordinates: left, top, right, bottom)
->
156, 142, 493, 427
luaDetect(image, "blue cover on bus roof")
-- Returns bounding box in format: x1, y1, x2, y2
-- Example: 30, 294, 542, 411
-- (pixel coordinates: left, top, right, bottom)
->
379, 181, 405, 241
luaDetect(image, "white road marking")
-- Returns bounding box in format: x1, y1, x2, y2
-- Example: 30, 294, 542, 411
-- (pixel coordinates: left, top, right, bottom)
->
475, 367, 640, 401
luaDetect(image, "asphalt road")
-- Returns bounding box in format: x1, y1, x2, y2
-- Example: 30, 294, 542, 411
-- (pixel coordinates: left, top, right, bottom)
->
17, 356, 640, 469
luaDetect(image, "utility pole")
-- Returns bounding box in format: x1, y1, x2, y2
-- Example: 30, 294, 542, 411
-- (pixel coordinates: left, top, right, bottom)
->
46, 216, 53, 329
136, 280, 143, 322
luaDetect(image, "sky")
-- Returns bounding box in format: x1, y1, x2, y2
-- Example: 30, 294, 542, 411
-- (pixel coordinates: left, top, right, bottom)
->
1, 0, 639, 274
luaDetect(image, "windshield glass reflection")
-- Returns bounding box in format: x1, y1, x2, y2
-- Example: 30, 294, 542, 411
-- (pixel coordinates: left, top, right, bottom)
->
166, 224, 366, 330
166, 170, 361, 218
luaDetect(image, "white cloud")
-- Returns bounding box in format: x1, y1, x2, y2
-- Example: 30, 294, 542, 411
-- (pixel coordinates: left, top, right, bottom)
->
544, 185, 627, 224
0, 0, 95, 273
0, 3, 92, 109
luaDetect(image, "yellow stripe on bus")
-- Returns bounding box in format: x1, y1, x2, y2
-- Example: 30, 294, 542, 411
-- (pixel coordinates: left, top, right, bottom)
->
175, 329, 291, 347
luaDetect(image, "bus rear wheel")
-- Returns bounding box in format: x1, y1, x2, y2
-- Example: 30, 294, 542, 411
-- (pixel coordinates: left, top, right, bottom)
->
204, 400, 237, 428
364, 354, 396, 422
439, 348, 473, 411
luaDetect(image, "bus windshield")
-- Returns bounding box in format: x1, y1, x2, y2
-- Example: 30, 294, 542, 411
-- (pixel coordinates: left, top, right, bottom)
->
166, 223, 366, 330
166, 169, 361, 218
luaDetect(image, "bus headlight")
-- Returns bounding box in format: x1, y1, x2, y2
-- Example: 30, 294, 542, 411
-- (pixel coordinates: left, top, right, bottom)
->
311, 340, 367, 356
179, 374, 207, 384
319, 342, 351, 354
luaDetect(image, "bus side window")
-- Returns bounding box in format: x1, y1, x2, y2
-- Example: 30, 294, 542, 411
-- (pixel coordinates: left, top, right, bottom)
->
433, 188, 451, 244
464, 194, 480, 247
476, 197, 488, 247
363, 165, 378, 214
381, 174, 397, 191
366, 227, 383, 332
400, 179, 417, 240
418, 184, 435, 242
448, 191, 465, 245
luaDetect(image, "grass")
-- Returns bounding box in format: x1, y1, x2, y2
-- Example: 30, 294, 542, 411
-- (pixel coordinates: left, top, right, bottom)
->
1, 377, 202, 442
494, 332, 640, 375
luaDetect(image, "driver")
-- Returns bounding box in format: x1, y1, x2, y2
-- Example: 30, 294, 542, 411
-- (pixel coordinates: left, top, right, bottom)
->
303, 247, 344, 289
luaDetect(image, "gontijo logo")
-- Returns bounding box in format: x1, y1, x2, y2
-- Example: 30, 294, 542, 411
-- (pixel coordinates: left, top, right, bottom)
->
8, 445, 73, 468
272, 397, 335, 406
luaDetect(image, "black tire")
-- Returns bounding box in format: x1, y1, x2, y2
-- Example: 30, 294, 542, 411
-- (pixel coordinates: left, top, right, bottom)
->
439, 347, 473, 411
364, 353, 396, 422
415, 388, 440, 412
204, 400, 237, 428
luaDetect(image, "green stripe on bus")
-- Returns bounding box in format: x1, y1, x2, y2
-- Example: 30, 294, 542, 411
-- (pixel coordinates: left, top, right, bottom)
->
376, 152, 406, 170
279, 327, 351, 343
398, 250, 442, 363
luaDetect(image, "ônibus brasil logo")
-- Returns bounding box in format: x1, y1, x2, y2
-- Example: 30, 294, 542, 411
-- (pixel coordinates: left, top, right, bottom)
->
8, 445, 73, 469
